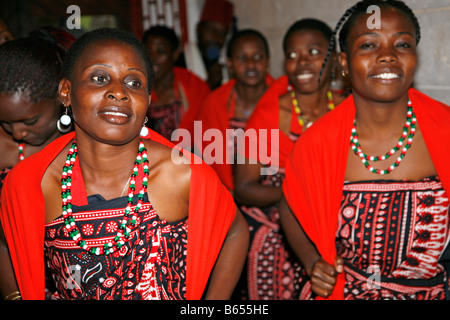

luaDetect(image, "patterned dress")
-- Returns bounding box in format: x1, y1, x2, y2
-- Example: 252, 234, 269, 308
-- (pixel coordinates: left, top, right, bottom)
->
147, 99, 185, 141
336, 176, 450, 300
236, 130, 310, 300
45, 193, 188, 300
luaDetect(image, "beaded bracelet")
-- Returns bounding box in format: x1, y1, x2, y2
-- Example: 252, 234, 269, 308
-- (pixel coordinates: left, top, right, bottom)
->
4, 291, 21, 300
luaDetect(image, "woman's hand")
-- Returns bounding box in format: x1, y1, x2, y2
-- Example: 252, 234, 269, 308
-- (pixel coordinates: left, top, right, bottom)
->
309, 256, 344, 298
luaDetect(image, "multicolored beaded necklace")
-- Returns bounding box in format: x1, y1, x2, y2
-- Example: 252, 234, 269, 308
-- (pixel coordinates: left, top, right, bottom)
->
18, 142, 25, 161
350, 100, 416, 175
61, 140, 150, 255
288, 84, 335, 131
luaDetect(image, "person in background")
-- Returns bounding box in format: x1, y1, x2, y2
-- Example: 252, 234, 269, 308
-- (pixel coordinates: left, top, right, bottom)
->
195, 29, 274, 193
0, 28, 75, 191
183, 0, 234, 90
143, 25, 210, 147
281, 0, 450, 300
233, 18, 343, 300
0, 27, 75, 301
0, 27, 249, 300
0, 18, 14, 46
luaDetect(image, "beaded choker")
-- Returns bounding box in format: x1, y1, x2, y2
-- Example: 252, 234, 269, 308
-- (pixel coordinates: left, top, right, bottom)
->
288, 84, 335, 131
350, 100, 416, 175
61, 140, 149, 255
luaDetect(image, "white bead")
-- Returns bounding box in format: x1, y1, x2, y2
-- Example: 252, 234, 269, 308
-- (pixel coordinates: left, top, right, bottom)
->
60, 114, 71, 126
140, 126, 149, 137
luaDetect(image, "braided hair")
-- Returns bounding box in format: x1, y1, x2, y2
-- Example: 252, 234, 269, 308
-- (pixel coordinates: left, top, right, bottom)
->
318, 0, 421, 83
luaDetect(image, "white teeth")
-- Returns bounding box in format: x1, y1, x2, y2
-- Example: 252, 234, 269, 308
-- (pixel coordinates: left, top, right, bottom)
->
103, 112, 128, 117
297, 73, 314, 80
373, 73, 399, 80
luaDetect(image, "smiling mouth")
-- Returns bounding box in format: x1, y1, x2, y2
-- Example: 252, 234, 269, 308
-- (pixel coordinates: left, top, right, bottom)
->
371, 72, 400, 80
102, 111, 129, 117
297, 73, 314, 80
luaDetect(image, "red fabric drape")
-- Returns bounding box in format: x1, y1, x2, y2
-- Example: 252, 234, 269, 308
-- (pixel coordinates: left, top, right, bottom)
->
282, 88, 450, 300
196, 75, 274, 190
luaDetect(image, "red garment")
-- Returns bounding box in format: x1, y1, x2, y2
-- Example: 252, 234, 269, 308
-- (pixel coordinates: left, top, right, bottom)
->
242, 75, 301, 170
150, 67, 211, 141
196, 75, 274, 190
282, 88, 450, 300
200, 0, 234, 29
0, 130, 236, 300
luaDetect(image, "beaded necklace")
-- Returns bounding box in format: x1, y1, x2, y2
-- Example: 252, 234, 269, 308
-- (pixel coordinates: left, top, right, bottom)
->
18, 142, 25, 161
288, 84, 335, 131
61, 140, 149, 255
350, 100, 416, 175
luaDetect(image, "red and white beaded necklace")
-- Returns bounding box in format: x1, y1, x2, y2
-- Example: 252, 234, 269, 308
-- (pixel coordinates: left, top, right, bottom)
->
350, 100, 416, 175
18, 142, 25, 161
61, 140, 149, 255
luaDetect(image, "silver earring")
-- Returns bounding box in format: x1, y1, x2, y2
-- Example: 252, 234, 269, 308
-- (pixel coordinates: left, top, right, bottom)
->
57, 105, 72, 133
140, 117, 149, 137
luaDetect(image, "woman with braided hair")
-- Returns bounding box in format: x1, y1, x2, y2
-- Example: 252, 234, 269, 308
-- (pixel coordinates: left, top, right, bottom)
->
233, 18, 344, 300
281, 0, 450, 300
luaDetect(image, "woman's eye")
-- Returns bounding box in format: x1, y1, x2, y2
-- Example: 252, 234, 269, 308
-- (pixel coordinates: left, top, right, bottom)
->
310, 48, 320, 55
397, 42, 412, 49
125, 79, 141, 88
92, 75, 108, 83
360, 43, 376, 49
23, 118, 38, 126
287, 51, 297, 59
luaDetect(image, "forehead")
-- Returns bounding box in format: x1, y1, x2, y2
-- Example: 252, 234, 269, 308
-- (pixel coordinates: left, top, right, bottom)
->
75, 39, 146, 70
234, 35, 265, 49
286, 29, 329, 47
0, 92, 51, 120
351, 6, 415, 36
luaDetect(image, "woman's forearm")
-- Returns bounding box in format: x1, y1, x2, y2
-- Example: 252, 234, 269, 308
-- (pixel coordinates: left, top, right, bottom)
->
279, 196, 321, 276
204, 209, 249, 299
0, 236, 20, 299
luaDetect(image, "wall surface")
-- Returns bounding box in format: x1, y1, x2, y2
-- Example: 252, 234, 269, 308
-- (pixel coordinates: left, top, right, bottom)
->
229, 0, 450, 104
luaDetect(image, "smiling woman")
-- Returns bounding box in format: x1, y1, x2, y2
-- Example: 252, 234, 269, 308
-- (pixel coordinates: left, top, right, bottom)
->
280, 0, 450, 300
0, 28, 249, 300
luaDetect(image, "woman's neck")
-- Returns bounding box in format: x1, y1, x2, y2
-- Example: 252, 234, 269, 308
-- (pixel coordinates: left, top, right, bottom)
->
234, 81, 268, 108
352, 92, 410, 136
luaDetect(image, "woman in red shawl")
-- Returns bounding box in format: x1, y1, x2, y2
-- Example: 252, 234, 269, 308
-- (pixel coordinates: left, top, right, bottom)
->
281, 0, 450, 300
143, 25, 210, 146
233, 19, 345, 300
0, 28, 249, 300
195, 29, 274, 192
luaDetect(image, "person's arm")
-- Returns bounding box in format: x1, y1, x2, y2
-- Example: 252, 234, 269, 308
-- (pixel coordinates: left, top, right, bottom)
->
234, 161, 282, 207
279, 195, 343, 298
204, 208, 249, 299
0, 226, 21, 300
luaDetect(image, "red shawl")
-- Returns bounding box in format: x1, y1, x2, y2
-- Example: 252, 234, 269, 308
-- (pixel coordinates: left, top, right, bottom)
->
0, 130, 236, 300
282, 88, 450, 300
196, 75, 274, 190
242, 75, 302, 170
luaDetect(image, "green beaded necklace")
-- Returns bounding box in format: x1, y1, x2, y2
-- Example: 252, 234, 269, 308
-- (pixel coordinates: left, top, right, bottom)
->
61, 140, 149, 255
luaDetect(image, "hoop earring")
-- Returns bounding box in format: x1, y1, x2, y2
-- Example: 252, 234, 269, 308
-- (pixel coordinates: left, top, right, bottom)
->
140, 117, 149, 137
57, 105, 72, 133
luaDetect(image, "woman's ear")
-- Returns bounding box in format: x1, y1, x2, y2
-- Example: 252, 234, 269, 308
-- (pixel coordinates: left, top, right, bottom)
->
338, 52, 349, 76
172, 47, 182, 64
58, 78, 72, 106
